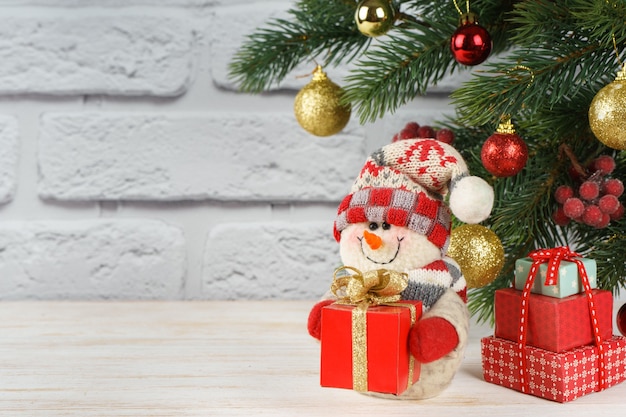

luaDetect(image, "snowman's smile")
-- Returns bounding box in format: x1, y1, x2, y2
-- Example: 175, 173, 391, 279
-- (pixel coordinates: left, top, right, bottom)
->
358, 236, 404, 265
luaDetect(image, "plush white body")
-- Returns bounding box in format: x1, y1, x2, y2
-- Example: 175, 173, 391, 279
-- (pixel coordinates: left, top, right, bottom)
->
334, 221, 470, 399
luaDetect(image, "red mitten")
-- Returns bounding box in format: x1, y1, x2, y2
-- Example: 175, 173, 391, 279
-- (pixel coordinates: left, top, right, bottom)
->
409, 317, 459, 363
307, 299, 335, 340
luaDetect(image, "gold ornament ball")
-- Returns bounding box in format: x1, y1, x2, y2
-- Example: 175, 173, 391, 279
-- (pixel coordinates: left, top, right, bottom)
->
447, 224, 504, 289
294, 66, 351, 137
589, 64, 626, 150
355, 0, 396, 37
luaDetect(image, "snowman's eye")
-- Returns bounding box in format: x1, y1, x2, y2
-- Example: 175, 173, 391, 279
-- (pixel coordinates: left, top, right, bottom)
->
368, 222, 379, 231
381, 222, 391, 230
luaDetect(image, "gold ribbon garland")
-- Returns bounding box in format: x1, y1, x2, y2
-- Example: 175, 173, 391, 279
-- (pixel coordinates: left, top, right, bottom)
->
331, 266, 417, 393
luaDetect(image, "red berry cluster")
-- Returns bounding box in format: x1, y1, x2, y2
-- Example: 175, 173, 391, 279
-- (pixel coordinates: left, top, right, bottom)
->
392, 121, 455, 145
553, 155, 624, 228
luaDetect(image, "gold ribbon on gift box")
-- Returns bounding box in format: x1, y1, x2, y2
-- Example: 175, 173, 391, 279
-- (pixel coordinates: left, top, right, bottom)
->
331, 266, 418, 393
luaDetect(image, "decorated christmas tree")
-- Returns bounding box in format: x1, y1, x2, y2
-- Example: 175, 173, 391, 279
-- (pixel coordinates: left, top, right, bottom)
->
228, 0, 626, 323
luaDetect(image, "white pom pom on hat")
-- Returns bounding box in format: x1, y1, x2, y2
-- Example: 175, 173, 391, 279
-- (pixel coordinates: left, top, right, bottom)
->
334, 138, 494, 249
449, 175, 494, 224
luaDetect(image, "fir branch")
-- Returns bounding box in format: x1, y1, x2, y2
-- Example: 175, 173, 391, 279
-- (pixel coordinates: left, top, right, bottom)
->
228, 0, 369, 92
453, 0, 626, 128
458, 113, 582, 322
578, 227, 626, 296
229, 0, 626, 322
507, 0, 575, 46
569, 0, 626, 46
343, 0, 514, 123
341, 18, 458, 123
451, 43, 616, 127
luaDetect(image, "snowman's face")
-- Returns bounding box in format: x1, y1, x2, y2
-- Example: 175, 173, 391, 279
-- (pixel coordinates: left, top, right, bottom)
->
339, 221, 441, 273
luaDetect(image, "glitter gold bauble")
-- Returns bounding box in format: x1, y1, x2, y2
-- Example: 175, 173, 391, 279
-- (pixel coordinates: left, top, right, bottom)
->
294, 66, 351, 137
447, 224, 504, 289
589, 63, 626, 150
355, 0, 396, 37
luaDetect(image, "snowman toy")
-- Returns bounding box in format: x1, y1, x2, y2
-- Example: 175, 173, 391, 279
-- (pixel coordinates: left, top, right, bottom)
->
308, 138, 494, 399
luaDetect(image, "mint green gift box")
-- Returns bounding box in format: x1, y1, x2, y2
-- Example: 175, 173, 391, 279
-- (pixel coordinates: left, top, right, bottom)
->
514, 257, 597, 298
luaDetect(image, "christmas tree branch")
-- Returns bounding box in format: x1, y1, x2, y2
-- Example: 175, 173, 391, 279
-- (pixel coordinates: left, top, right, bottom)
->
228, 0, 369, 92
453, 0, 626, 128
342, 0, 514, 123
230, 0, 626, 322
341, 18, 458, 123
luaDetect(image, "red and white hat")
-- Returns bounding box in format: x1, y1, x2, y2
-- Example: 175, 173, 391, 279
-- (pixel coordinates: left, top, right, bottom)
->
333, 139, 494, 253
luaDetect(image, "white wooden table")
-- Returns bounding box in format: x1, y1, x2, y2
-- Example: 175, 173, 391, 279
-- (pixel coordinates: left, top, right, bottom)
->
1, 301, 625, 416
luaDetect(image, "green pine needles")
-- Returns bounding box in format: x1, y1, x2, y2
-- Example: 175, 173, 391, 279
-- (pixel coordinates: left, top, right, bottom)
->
229, 0, 626, 323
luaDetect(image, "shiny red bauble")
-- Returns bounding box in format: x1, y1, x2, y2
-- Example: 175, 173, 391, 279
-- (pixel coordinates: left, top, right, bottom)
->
618, 303, 626, 337
450, 13, 492, 66
481, 132, 529, 177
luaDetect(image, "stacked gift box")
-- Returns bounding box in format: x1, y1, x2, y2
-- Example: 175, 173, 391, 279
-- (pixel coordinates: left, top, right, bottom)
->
481, 248, 626, 402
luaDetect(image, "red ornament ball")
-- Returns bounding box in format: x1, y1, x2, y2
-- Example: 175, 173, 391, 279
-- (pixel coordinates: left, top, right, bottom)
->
450, 17, 492, 66
481, 132, 528, 177
618, 303, 626, 337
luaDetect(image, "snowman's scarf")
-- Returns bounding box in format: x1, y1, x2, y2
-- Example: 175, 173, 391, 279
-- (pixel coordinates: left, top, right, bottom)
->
400, 257, 467, 310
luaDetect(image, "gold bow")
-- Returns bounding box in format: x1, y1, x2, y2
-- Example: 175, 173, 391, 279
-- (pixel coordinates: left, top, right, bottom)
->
331, 266, 409, 305
330, 266, 413, 393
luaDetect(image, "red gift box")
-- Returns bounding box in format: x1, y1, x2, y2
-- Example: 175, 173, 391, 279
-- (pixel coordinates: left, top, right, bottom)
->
320, 301, 422, 395
483, 247, 626, 402
495, 288, 613, 352
481, 335, 626, 402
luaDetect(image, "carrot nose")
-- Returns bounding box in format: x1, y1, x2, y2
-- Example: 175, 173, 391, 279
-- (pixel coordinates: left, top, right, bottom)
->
363, 230, 383, 250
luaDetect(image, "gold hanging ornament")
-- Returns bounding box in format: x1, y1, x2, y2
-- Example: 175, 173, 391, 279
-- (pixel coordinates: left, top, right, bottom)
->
294, 66, 351, 137
355, 0, 396, 37
589, 63, 626, 150
446, 224, 504, 289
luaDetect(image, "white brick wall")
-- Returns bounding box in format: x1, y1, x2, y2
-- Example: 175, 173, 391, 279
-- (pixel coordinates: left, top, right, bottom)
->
0, 15, 195, 96
38, 112, 365, 201
203, 222, 337, 299
0, 219, 186, 299
0, 0, 457, 300
0, 116, 18, 204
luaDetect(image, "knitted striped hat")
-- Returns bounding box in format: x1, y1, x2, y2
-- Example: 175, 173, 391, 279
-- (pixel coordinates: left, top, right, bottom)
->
333, 139, 494, 252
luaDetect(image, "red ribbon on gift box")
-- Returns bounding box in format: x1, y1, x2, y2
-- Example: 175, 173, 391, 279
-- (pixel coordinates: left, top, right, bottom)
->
517, 246, 606, 393
528, 246, 578, 286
